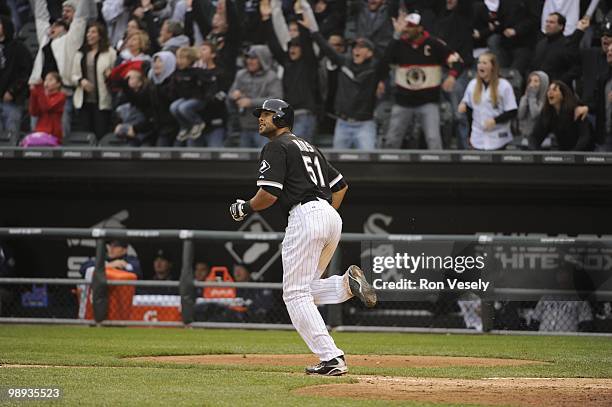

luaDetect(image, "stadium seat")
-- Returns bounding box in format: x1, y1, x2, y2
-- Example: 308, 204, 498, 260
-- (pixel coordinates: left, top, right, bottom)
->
0, 130, 20, 146
98, 132, 129, 147
64, 131, 97, 146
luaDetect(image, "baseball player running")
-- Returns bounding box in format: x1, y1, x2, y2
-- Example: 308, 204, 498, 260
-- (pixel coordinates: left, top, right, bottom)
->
229, 98, 377, 376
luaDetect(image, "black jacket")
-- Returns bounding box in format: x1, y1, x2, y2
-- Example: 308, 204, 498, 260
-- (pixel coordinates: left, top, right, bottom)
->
312, 31, 380, 121
433, 0, 474, 67
529, 108, 593, 151
496, 0, 539, 49
531, 32, 581, 85
265, 20, 319, 113
168, 67, 217, 101
0, 15, 33, 104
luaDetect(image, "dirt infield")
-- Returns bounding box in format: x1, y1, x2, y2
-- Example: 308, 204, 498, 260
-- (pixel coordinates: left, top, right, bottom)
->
294, 376, 612, 406
128, 354, 612, 405
130, 354, 544, 368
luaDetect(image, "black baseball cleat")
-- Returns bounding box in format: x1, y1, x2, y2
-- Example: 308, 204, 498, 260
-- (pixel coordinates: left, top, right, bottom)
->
305, 355, 348, 376
347, 265, 377, 308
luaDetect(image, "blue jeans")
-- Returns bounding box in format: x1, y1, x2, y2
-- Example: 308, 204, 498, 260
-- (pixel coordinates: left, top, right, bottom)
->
170, 98, 205, 129
0, 101, 22, 133
443, 71, 470, 149
240, 130, 267, 148
175, 127, 226, 147
292, 112, 317, 142
333, 119, 376, 149
384, 103, 442, 149
62, 94, 73, 138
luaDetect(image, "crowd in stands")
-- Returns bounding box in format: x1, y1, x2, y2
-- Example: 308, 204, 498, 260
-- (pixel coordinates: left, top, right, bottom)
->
2, 0, 612, 151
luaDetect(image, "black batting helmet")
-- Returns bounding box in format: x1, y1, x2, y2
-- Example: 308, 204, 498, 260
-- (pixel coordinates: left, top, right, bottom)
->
253, 99, 294, 130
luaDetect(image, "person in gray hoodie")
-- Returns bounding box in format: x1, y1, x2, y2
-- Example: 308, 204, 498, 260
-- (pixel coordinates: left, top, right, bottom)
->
518, 71, 549, 143
228, 44, 282, 147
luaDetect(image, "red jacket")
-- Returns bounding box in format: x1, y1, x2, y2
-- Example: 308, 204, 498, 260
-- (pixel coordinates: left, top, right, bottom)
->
29, 84, 66, 141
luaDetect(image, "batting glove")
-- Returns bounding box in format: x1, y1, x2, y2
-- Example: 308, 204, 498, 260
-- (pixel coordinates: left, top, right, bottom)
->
230, 199, 252, 222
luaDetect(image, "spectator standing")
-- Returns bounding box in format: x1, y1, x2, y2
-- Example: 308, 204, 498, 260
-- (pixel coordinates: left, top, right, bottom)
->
30, 0, 97, 139
381, 11, 463, 150
459, 52, 517, 150
228, 45, 282, 147
517, 71, 549, 141
582, 20, 612, 150
189, 0, 243, 88
541, 0, 580, 36
148, 50, 179, 146
261, 0, 319, 142
433, 0, 475, 149
140, 249, 178, 295
531, 13, 584, 86
169, 46, 216, 145
0, 14, 32, 134
317, 32, 346, 135
488, 0, 539, 75
72, 22, 117, 140
28, 71, 66, 142
529, 80, 593, 151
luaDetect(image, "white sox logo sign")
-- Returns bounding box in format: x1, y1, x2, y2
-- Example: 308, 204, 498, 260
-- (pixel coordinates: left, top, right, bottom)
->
259, 160, 271, 173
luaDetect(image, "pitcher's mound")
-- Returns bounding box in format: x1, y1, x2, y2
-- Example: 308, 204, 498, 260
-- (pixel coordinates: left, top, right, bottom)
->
131, 354, 543, 368
294, 376, 612, 406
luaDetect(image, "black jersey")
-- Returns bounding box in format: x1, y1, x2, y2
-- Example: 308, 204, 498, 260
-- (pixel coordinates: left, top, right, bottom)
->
256, 132, 347, 214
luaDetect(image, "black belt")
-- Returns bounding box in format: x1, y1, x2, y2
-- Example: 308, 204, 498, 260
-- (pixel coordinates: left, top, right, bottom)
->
300, 196, 318, 205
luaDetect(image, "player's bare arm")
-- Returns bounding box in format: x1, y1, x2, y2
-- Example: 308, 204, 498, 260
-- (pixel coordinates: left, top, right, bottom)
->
331, 185, 348, 210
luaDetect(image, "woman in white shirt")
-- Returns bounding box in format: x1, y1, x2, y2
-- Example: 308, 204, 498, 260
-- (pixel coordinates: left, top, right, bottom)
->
459, 52, 518, 150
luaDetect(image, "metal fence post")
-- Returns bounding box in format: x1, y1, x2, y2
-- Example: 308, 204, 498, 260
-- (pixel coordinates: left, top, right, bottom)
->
327, 248, 343, 327
91, 239, 108, 323
179, 239, 195, 325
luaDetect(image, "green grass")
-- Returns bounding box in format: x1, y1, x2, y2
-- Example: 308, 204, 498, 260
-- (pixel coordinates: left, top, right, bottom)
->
0, 325, 610, 406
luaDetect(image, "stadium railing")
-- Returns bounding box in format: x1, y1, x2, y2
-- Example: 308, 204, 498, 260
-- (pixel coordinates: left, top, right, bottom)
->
1, 228, 612, 335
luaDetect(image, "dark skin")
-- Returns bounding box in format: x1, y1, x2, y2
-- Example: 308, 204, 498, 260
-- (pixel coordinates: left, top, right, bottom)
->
247, 111, 348, 212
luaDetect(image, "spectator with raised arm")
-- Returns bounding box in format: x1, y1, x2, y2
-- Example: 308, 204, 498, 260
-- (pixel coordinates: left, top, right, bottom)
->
305, 13, 381, 149
381, 11, 463, 150
531, 13, 587, 86
28, 71, 66, 143
188, 0, 243, 87
30, 0, 97, 139
0, 14, 32, 135
458, 52, 517, 150
529, 80, 593, 151
260, 0, 319, 141
72, 22, 117, 141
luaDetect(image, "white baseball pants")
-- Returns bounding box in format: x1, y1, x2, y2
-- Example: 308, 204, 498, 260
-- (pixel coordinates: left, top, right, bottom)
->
282, 199, 353, 361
